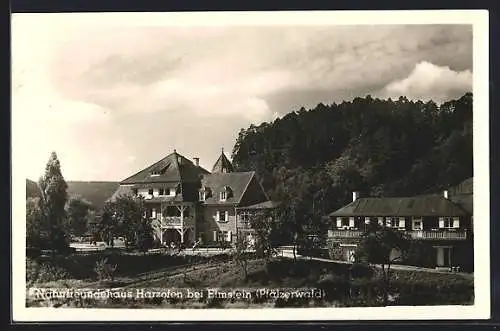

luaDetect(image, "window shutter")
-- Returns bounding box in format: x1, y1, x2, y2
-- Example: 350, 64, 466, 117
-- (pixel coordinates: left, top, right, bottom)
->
216, 211, 220, 222
453, 217, 460, 228
438, 217, 445, 228
225, 211, 229, 222
213, 231, 218, 241
336, 218, 342, 228
349, 217, 355, 228
227, 231, 232, 242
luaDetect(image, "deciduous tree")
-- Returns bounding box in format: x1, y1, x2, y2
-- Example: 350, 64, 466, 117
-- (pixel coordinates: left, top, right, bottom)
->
356, 222, 410, 305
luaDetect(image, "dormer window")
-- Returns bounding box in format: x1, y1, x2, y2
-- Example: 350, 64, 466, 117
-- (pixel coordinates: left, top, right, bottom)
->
219, 186, 232, 201
199, 186, 211, 201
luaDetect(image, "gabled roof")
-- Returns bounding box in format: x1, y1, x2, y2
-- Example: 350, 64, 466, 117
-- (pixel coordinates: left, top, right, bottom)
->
212, 149, 234, 173
107, 185, 134, 203
200, 171, 255, 205
237, 200, 281, 210
120, 151, 210, 185
449, 194, 473, 214
329, 195, 471, 217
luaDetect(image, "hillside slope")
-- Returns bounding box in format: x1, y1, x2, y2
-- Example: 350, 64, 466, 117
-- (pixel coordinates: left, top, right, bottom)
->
26, 180, 119, 211
231, 93, 473, 222
66, 181, 119, 211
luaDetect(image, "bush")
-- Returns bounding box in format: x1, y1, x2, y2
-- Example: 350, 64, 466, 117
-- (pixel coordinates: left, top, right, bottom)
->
26, 258, 70, 283
94, 257, 117, 281
349, 263, 374, 279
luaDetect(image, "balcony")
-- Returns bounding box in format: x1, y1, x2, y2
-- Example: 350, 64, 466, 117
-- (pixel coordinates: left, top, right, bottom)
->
409, 230, 467, 240
328, 229, 467, 240
328, 230, 364, 238
237, 220, 251, 229
159, 216, 194, 228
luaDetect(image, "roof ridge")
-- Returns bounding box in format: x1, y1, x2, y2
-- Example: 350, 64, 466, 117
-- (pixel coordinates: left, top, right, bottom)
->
237, 171, 255, 205
120, 154, 172, 184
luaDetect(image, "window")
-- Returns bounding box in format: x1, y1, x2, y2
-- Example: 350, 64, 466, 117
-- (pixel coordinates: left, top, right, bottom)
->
336, 217, 354, 228
412, 217, 423, 230
378, 217, 384, 226
217, 210, 228, 222
132, 188, 138, 196
385, 217, 393, 228
159, 188, 164, 196
439, 217, 459, 229
349, 217, 355, 228
220, 191, 227, 201
148, 188, 154, 196
239, 212, 251, 227
214, 231, 232, 242
398, 217, 406, 229
199, 191, 206, 201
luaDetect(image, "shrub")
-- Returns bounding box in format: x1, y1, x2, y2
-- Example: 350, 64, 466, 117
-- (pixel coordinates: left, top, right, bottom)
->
349, 263, 374, 279
94, 257, 117, 281
26, 258, 70, 283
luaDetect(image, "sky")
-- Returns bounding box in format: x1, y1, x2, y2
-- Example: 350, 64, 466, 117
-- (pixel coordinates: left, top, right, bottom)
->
12, 14, 473, 182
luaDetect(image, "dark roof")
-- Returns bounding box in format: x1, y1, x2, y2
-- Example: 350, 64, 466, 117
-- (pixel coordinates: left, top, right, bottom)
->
212, 149, 234, 173
237, 200, 281, 210
107, 185, 134, 203
120, 151, 210, 185
329, 195, 471, 217
201, 171, 255, 205
449, 194, 473, 214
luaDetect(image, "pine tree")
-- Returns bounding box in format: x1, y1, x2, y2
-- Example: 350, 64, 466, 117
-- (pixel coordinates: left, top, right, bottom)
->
38, 152, 69, 251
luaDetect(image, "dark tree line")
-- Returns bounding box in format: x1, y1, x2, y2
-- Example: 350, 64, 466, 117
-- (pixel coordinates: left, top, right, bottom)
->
232, 93, 473, 237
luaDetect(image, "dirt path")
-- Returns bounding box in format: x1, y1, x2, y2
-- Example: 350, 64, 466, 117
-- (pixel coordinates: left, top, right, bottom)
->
277, 250, 474, 280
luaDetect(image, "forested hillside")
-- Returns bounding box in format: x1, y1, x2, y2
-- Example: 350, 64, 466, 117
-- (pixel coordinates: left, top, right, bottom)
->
26, 180, 119, 211
231, 93, 473, 230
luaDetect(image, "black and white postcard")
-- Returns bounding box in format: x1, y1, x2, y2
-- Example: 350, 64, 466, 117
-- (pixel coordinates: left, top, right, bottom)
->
11, 10, 490, 321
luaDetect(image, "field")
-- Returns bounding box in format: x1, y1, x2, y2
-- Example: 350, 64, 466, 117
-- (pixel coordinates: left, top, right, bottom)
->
26, 251, 474, 308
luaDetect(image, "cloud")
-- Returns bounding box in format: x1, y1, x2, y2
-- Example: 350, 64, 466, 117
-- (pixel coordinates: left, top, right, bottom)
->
380, 61, 472, 103
11, 17, 473, 181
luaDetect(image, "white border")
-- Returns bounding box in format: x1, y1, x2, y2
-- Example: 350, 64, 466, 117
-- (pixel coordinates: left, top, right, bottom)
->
11, 10, 490, 321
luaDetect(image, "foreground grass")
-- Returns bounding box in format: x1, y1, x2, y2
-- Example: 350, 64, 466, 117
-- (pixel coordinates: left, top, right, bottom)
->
26, 254, 474, 308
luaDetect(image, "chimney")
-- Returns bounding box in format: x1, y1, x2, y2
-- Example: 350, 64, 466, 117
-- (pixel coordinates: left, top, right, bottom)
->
193, 157, 200, 166
352, 191, 360, 202
443, 190, 448, 199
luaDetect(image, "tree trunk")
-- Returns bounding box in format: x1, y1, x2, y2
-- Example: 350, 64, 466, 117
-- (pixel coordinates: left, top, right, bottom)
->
292, 241, 297, 262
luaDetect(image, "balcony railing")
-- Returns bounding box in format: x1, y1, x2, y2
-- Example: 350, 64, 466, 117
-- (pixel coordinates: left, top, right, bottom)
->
329, 230, 364, 238
237, 220, 251, 229
159, 216, 194, 228
328, 229, 467, 240
408, 230, 467, 240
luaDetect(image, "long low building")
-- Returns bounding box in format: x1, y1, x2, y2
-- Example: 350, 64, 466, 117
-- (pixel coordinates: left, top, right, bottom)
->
327, 180, 473, 271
